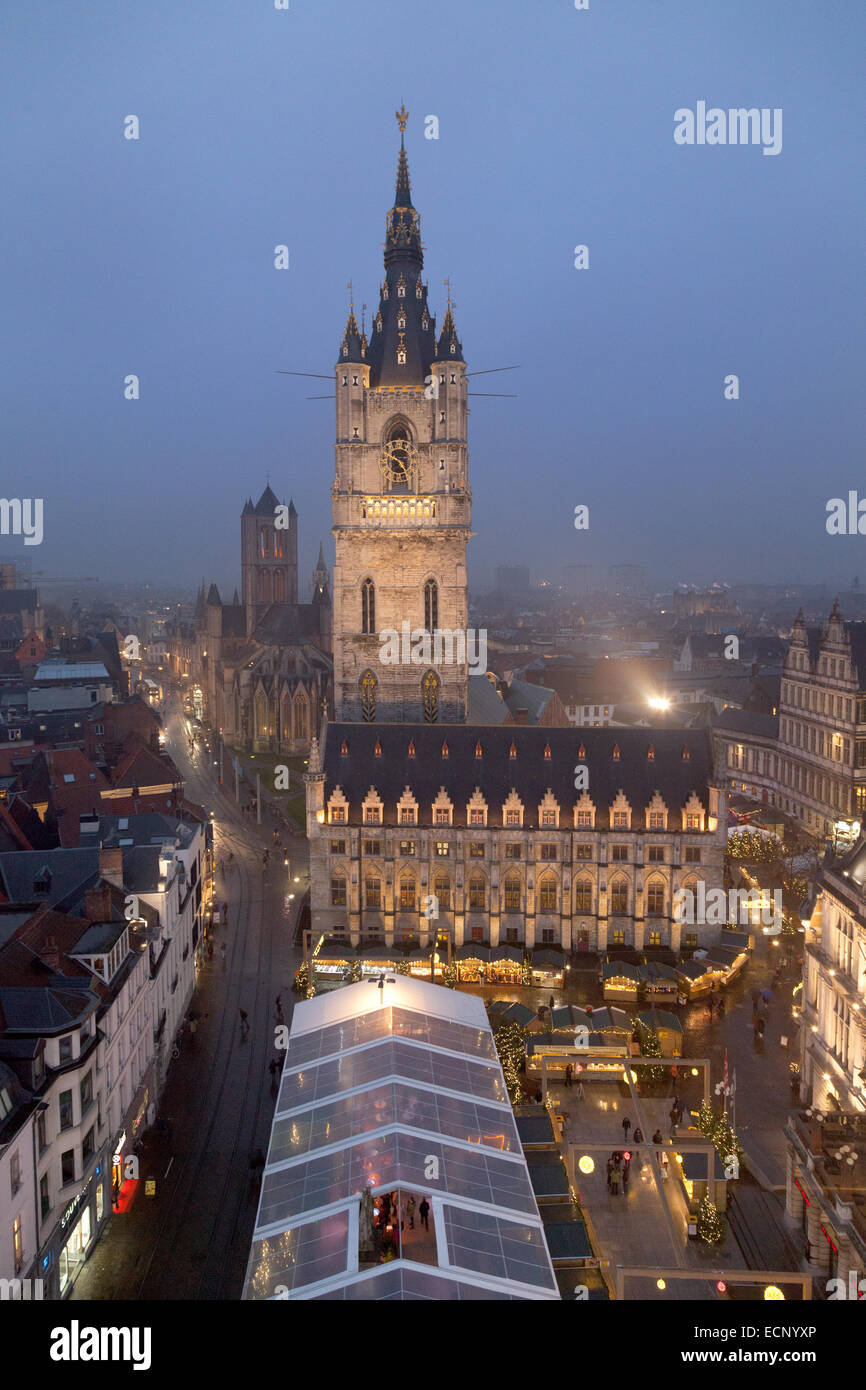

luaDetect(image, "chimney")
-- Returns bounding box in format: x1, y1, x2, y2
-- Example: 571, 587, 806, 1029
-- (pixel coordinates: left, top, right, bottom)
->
43, 935, 60, 971
513, 709, 528, 726
84, 883, 112, 923
98, 847, 124, 888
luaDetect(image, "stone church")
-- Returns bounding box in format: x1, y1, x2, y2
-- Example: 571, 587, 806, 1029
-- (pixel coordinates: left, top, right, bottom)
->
196, 486, 332, 753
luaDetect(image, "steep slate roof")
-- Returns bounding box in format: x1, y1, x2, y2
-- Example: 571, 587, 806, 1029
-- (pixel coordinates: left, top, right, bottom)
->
322, 724, 714, 828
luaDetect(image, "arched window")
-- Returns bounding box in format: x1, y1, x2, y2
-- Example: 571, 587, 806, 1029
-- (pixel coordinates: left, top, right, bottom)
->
423, 670, 439, 724
293, 696, 308, 742
424, 579, 438, 632
254, 690, 269, 738
468, 876, 487, 911
399, 877, 416, 911
360, 670, 377, 723
574, 877, 592, 913
504, 875, 521, 912
273, 531, 284, 559
361, 579, 375, 634
273, 569, 286, 603
259, 529, 270, 558
257, 570, 271, 603
434, 874, 451, 910
539, 874, 558, 912
646, 877, 665, 916
610, 877, 628, 914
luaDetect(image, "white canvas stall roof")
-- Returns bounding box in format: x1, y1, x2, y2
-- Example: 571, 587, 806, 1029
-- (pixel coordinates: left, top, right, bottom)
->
243, 976, 559, 1301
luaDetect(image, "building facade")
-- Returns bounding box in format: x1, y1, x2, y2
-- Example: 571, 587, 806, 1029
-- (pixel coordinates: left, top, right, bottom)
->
785, 835, 866, 1290
305, 725, 726, 954
331, 113, 471, 725
713, 603, 866, 841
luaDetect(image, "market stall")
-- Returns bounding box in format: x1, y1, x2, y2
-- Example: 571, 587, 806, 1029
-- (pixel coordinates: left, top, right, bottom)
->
600, 958, 641, 1002
488, 943, 525, 984
530, 945, 565, 987
456, 941, 491, 983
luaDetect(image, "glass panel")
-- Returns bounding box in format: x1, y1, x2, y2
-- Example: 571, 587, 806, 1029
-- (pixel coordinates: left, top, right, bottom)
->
442, 1205, 555, 1290
243, 1211, 349, 1299
277, 1040, 506, 1112
268, 1082, 518, 1162
312, 1267, 519, 1300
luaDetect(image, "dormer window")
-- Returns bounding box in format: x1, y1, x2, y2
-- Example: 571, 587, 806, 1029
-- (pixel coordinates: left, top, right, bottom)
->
376, 313, 382, 332
415, 280, 423, 299
397, 346, 407, 365
342, 345, 348, 357
578, 743, 586, 759
509, 743, 517, 759
397, 276, 406, 298
422, 315, 429, 331
340, 740, 348, 756
397, 308, 406, 329
647, 744, 655, 761
475, 742, 483, 759
612, 744, 621, 761
543, 744, 552, 761
441, 741, 449, 758
682, 745, 691, 761
34, 868, 52, 895
383, 284, 389, 300
374, 740, 382, 757
450, 341, 456, 355
408, 741, 416, 758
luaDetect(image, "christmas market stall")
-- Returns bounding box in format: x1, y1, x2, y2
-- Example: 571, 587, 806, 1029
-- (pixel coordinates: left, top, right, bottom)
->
640, 961, 680, 1004
405, 946, 445, 980
530, 945, 566, 987
455, 941, 491, 984
635, 1009, 683, 1057
600, 958, 640, 1002
309, 937, 354, 992
488, 943, 526, 985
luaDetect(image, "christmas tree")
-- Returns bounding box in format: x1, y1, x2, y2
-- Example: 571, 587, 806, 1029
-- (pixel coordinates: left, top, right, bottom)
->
697, 1099, 715, 1138
493, 1020, 526, 1104
696, 1194, 724, 1244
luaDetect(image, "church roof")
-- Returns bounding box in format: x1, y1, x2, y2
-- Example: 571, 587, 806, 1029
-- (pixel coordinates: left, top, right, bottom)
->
206, 583, 222, 606
253, 485, 281, 515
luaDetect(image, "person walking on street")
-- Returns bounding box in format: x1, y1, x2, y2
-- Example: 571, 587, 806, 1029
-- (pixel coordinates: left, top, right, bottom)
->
239, 1008, 249, 1038
222, 902, 228, 927
622, 1115, 631, 1141
549, 993, 555, 1013
419, 1197, 430, 1231
575, 1079, 584, 1101
220, 942, 227, 969
565, 1063, 573, 1088
652, 1129, 663, 1147
668, 1107, 678, 1140
632, 1126, 643, 1162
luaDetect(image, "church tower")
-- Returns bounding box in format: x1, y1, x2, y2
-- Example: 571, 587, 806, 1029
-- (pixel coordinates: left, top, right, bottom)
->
241, 486, 298, 637
331, 108, 471, 723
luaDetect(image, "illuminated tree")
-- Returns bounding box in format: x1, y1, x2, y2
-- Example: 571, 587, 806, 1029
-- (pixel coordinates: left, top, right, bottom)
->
697, 1194, 724, 1244
493, 1020, 525, 1104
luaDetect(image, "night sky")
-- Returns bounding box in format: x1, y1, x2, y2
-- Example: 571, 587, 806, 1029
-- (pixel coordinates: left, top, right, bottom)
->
3, 1, 863, 593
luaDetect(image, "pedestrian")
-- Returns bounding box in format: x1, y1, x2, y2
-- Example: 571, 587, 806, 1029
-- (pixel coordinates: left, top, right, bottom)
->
668, 1115, 678, 1140
622, 1115, 631, 1140
406, 1195, 416, 1230
549, 993, 555, 1013
239, 1008, 249, 1037
222, 902, 228, 926
419, 1197, 430, 1231
611, 1157, 621, 1196
220, 942, 227, 968
652, 1129, 663, 1147
633, 1126, 643, 1145
565, 1063, 573, 1088
575, 1079, 584, 1101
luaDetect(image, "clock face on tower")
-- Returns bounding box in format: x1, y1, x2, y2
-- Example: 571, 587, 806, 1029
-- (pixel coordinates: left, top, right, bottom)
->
378, 438, 417, 492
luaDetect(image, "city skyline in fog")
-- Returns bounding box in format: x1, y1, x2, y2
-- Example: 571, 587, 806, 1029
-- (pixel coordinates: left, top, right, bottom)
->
3, 1, 864, 589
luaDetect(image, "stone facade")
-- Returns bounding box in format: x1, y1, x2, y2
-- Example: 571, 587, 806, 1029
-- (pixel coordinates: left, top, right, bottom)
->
305, 725, 727, 953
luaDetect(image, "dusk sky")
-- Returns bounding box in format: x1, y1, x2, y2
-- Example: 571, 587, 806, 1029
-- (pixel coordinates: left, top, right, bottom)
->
3, 1, 864, 594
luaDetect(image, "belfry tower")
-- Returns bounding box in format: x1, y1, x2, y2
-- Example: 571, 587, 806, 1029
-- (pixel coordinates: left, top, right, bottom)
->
331, 107, 472, 723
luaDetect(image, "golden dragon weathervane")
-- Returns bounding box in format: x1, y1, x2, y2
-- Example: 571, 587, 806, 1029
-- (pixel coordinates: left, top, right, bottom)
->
396, 104, 409, 134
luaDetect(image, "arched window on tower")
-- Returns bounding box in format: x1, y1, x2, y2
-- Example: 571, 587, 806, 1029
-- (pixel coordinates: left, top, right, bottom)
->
257, 570, 272, 603
259, 528, 271, 558
273, 531, 284, 559
423, 670, 440, 724
424, 579, 438, 633
360, 670, 377, 723
273, 569, 286, 603
361, 578, 375, 635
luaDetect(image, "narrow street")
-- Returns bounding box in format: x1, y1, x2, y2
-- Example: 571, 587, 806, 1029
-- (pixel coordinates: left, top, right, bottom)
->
71, 701, 306, 1300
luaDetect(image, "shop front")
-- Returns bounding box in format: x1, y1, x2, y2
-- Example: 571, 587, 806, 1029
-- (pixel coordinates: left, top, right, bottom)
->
42, 1146, 110, 1300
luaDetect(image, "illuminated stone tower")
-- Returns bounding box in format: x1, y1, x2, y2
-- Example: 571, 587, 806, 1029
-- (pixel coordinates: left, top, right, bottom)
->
331, 108, 472, 723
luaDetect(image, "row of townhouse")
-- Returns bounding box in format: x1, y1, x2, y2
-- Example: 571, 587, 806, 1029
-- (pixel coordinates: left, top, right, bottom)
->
0, 810, 208, 1299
